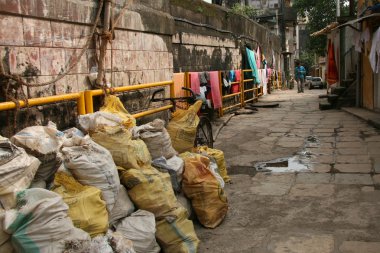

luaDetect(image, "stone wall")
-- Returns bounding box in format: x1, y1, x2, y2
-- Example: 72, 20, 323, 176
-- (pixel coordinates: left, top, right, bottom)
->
0, 0, 281, 136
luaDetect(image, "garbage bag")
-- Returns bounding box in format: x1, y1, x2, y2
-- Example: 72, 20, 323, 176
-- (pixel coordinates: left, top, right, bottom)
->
132, 119, 177, 159
180, 153, 228, 228
193, 146, 231, 183
155, 207, 199, 253
100, 95, 136, 129
152, 156, 184, 193
3, 188, 90, 253
0, 136, 40, 209
10, 122, 63, 185
53, 172, 108, 237
78, 111, 125, 133
119, 166, 180, 219
91, 126, 151, 170
175, 191, 193, 220
0, 209, 14, 253
63, 231, 135, 253
108, 185, 135, 226
61, 135, 120, 212
167, 100, 203, 153
114, 210, 160, 253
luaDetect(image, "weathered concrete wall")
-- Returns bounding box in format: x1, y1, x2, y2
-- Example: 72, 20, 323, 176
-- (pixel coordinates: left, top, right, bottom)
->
170, 0, 282, 72
0, 0, 281, 136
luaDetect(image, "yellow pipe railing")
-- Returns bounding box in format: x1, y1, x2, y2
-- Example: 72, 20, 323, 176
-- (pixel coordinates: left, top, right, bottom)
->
0, 92, 86, 115
242, 69, 260, 106
84, 80, 174, 118
218, 70, 243, 117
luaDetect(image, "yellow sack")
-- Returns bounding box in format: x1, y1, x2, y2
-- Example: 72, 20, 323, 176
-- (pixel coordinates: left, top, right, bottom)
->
167, 100, 203, 153
100, 95, 136, 129
156, 207, 199, 253
91, 126, 152, 170
181, 153, 228, 228
193, 146, 231, 183
119, 166, 179, 219
53, 172, 108, 237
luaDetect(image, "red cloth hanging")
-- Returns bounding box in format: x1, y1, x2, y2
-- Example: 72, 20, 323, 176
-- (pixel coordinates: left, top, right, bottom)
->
327, 40, 338, 85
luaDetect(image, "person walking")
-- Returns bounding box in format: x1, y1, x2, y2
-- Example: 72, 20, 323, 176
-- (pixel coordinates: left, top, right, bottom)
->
294, 61, 306, 93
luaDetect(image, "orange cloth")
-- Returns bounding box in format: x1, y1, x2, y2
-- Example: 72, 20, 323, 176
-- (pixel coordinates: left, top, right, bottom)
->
327, 40, 338, 85
173, 73, 186, 97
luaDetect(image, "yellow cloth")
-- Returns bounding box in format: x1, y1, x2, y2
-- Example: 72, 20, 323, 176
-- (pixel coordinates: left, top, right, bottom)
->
100, 95, 136, 129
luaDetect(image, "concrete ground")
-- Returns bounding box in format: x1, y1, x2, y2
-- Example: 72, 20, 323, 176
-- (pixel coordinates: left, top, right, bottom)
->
194, 88, 380, 253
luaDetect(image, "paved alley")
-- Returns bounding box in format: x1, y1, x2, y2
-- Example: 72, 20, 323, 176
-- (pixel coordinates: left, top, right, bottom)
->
194, 88, 380, 253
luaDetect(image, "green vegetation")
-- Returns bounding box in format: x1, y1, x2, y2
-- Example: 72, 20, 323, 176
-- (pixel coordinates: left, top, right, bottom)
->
230, 3, 258, 19
299, 51, 315, 75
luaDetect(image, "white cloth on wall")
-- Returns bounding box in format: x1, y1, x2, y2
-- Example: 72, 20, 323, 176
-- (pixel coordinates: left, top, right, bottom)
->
369, 27, 380, 73
354, 30, 362, 52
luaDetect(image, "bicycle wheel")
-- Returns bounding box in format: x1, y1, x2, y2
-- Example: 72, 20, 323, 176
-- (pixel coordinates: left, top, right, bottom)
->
194, 116, 213, 148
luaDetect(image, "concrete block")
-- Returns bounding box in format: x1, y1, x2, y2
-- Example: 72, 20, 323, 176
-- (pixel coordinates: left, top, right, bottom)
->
337, 148, 368, 155
40, 48, 65, 75
289, 184, 335, 198
296, 173, 333, 184
339, 241, 380, 253
335, 164, 372, 174
36, 0, 55, 18
373, 174, 380, 186
374, 157, 380, 173
310, 164, 331, 173
129, 31, 143, 51
65, 49, 88, 74
0, 0, 22, 14
0, 15, 24, 46
23, 18, 52, 47
55, 75, 77, 95
7, 47, 40, 76
73, 25, 92, 49
268, 233, 334, 253
113, 30, 129, 50
111, 50, 124, 71
334, 174, 373, 185
77, 74, 92, 91
51, 22, 74, 48
27, 75, 55, 98
336, 155, 371, 164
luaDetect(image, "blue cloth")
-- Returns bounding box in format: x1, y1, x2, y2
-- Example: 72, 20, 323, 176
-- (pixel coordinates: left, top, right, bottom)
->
246, 48, 261, 84
229, 70, 236, 82
295, 66, 306, 80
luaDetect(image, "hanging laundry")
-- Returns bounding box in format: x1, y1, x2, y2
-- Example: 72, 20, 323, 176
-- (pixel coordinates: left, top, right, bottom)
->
246, 48, 261, 85
228, 70, 236, 82
198, 72, 210, 86
369, 27, 380, 73
173, 73, 186, 98
209, 71, 222, 109
327, 40, 339, 85
256, 46, 261, 69
189, 72, 201, 94
235, 70, 241, 82
361, 27, 370, 43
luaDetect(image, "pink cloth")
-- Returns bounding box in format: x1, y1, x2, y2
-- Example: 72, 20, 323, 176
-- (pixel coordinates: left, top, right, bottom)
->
189, 72, 200, 95
235, 70, 241, 82
256, 47, 261, 69
209, 71, 222, 109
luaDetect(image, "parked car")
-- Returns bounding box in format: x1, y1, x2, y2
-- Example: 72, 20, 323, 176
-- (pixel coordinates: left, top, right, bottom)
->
305, 76, 312, 87
309, 77, 324, 89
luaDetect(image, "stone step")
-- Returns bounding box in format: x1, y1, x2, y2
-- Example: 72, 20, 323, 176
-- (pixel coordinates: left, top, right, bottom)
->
331, 86, 346, 96
319, 94, 329, 99
327, 94, 339, 104
319, 101, 334, 110
341, 79, 355, 87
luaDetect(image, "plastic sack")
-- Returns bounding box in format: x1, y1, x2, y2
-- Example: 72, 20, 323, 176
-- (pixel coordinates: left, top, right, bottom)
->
63, 231, 135, 253
115, 210, 160, 253
100, 95, 136, 129
109, 185, 135, 226
175, 192, 193, 220
0, 209, 14, 253
0, 136, 40, 209
167, 100, 203, 153
78, 111, 125, 133
3, 188, 90, 253
53, 172, 109, 237
61, 135, 120, 212
155, 207, 199, 253
152, 156, 184, 193
180, 153, 228, 228
10, 122, 63, 184
91, 126, 151, 170
132, 119, 177, 159
193, 146, 231, 183
119, 166, 180, 219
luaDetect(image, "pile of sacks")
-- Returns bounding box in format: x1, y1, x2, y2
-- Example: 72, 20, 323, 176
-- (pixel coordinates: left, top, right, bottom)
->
0, 95, 231, 253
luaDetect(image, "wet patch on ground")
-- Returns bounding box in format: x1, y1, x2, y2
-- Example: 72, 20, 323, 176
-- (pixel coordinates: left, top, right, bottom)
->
254, 156, 310, 173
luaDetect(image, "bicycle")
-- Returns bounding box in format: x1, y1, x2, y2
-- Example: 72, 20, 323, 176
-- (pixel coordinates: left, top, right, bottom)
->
151, 87, 214, 148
